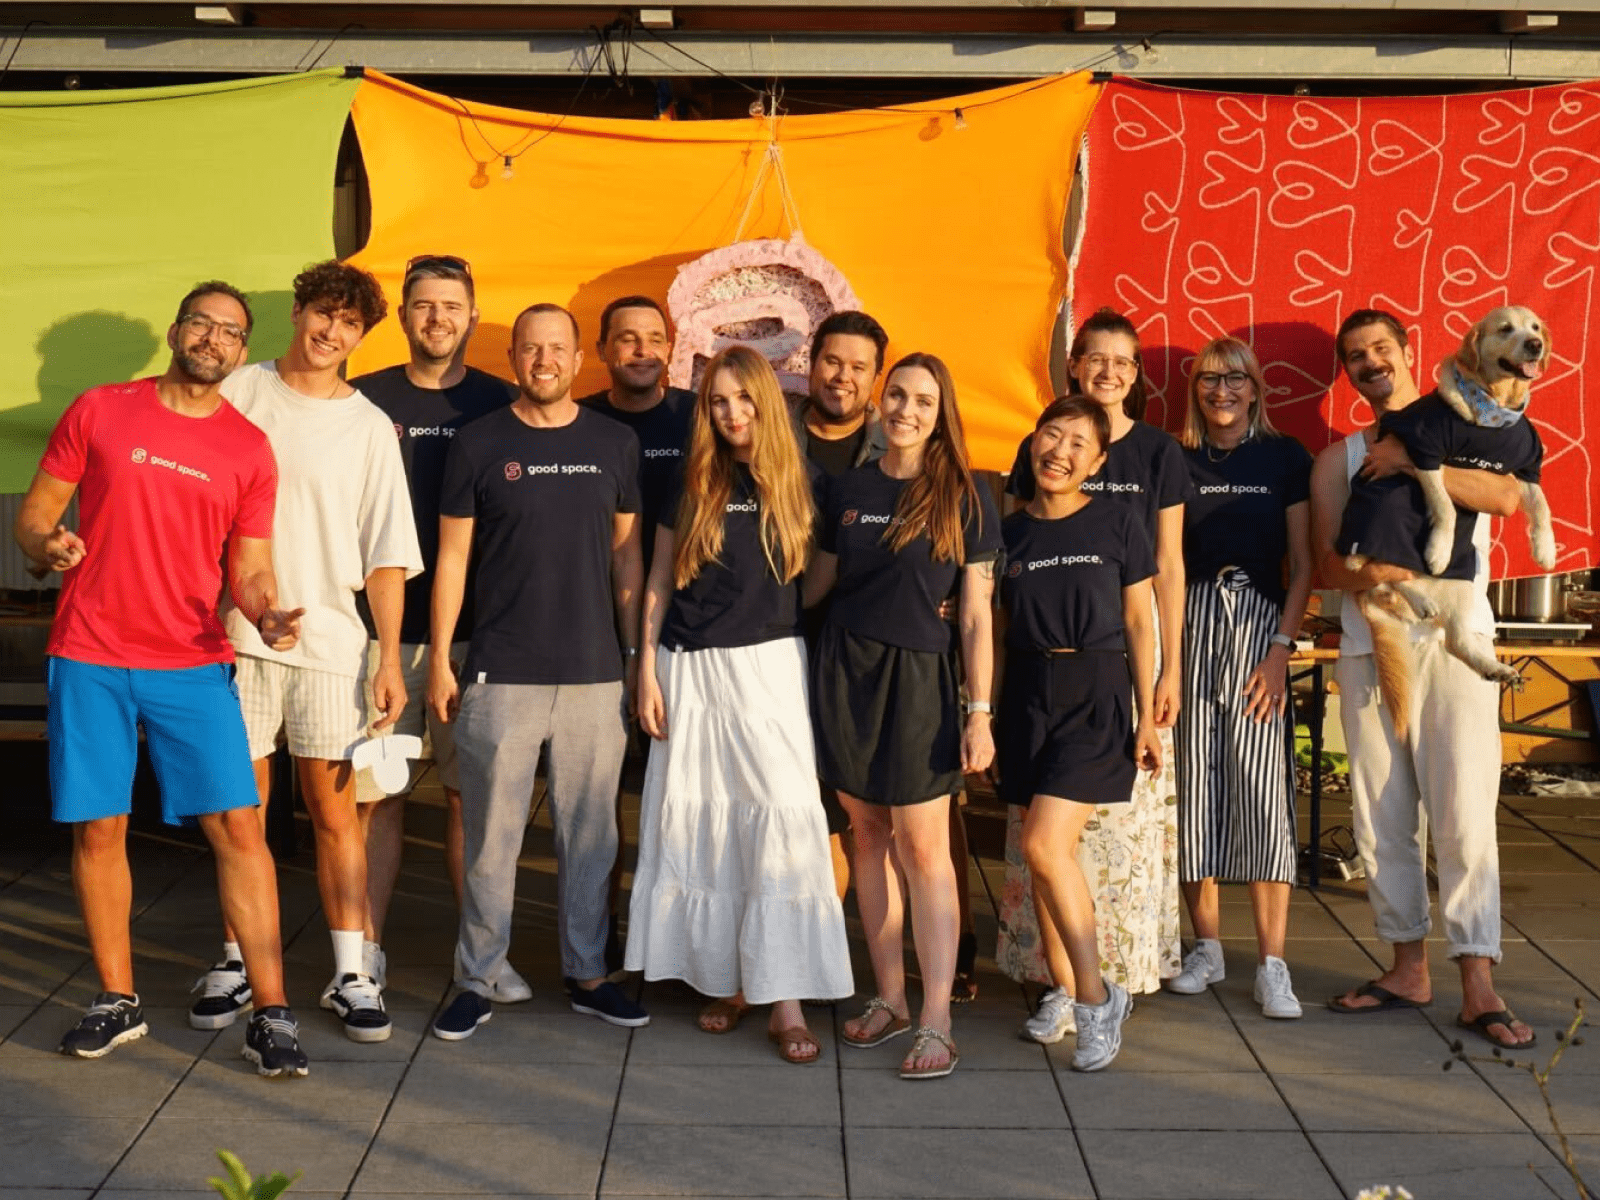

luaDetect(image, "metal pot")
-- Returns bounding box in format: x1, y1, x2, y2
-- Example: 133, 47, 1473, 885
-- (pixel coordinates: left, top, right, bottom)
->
1486, 580, 1514, 620
1510, 573, 1567, 622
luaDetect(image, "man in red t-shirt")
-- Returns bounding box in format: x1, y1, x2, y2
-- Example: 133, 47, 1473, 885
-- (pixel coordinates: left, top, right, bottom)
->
14, 282, 311, 1076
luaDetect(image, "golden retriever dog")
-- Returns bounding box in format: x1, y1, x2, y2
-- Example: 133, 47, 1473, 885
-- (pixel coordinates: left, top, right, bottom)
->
1344, 305, 1555, 737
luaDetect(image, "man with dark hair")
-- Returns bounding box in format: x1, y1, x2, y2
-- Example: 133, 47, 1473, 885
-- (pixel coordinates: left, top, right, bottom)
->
429, 303, 648, 1039
349, 254, 517, 997
188, 258, 423, 1045
1312, 307, 1533, 1047
578, 294, 696, 970
796, 310, 891, 476
16, 283, 309, 1075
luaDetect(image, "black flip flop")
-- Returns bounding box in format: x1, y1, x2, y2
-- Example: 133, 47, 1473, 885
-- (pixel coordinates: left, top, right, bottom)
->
1326, 980, 1430, 1013
1456, 1009, 1537, 1048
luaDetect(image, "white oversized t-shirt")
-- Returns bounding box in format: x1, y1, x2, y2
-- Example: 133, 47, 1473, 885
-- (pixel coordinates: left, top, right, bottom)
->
221, 361, 423, 677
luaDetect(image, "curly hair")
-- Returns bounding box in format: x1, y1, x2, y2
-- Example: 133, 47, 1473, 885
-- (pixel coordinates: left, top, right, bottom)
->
292, 259, 388, 331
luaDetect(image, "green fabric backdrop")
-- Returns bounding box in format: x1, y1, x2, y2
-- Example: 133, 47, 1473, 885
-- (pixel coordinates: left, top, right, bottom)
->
0, 69, 359, 491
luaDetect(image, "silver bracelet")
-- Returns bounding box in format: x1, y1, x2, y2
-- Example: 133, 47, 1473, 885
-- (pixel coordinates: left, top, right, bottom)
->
965, 699, 993, 716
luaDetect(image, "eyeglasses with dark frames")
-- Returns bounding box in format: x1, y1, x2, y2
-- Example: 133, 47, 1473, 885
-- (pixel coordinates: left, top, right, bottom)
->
178, 313, 247, 347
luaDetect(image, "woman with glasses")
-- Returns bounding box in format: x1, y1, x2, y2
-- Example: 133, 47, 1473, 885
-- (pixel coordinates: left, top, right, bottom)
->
1167, 337, 1313, 1017
997, 308, 1189, 1044
806, 352, 999, 1080
626, 346, 852, 1064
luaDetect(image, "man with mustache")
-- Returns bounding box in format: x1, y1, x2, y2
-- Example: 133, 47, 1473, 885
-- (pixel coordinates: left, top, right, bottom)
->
348, 254, 517, 994
428, 304, 648, 1039
190, 260, 423, 1045
17, 282, 308, 1075
1311, 307, 1533, 1049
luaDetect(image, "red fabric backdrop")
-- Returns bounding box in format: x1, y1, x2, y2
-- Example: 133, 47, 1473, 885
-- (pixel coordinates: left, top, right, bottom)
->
1072, 78, 1598, 579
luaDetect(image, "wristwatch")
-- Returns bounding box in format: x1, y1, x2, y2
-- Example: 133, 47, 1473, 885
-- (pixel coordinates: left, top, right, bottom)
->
622, 646, 640, 658
1269, 632, 1295, 650
965, 699, 993, 716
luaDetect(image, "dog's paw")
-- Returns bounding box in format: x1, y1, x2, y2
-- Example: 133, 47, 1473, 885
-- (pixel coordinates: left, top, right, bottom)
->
1424, 530, 1452, 575
1483, 662, 1522, 687
1344, 554, 1367, 573
1532, 528, 1557, 571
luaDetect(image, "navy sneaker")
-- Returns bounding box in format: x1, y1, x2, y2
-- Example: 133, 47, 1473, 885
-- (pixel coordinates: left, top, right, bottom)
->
319, 972, 392, 1043
565, 977, 650, 1028
60, 992, 148, 1058
432, 990, 493, 1041
189, 960, 252, 1030
242, 1006, 309, 1078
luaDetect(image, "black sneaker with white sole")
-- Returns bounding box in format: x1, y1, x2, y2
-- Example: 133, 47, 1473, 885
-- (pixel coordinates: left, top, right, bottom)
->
189, 960, 252, 1030
60, 992, 148, 1058
242, 1006, 309, 1077
319, 972, 392, 1042
431, 990, 493, 1041
565, 977, 650, 1027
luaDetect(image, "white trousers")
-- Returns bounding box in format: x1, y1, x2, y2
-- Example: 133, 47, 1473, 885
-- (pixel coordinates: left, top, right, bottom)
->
1335, 637, 1503, 960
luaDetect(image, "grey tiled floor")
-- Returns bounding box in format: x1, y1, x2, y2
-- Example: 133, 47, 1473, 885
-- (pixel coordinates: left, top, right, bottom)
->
1, 781, 1596, 1200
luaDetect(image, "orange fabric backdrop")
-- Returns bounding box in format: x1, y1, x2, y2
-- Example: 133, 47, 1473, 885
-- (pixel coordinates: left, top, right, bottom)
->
347, 71, 1101, 470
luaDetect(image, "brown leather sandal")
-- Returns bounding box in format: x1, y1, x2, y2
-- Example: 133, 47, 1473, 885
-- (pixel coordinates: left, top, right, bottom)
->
696, 997, 749, 1034
768, 1025, 821, 1064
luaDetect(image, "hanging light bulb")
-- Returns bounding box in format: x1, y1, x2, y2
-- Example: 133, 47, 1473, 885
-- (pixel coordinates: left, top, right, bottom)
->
469, 162, 490, 189
953, 108, 968, 130
501, 155, 515, 181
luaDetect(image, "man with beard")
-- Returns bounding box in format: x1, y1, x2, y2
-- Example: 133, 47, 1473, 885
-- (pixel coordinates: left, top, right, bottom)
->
17, 283, 309, 1075
578, 295, 694, 971
348, 255, 516, 997
428, 304, 648, 1039
189, 260, 423, 1045
1312, 308, 1532, 1049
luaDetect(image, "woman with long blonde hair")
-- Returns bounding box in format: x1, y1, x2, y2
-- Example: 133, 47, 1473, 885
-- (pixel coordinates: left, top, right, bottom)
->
805, 352, 1000, 1080
625, 345, 852, 1063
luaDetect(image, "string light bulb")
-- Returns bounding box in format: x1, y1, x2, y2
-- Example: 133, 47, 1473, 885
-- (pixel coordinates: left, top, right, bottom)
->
501, 155, 515, 181
953, 108, 968, 130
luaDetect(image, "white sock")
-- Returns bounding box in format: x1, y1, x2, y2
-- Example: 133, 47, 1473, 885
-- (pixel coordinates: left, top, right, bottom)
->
222, 941, 242, 967
330, 929, 365, 979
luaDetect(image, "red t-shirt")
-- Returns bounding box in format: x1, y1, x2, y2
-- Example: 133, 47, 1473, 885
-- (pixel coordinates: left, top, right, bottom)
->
42, 377, 278, 670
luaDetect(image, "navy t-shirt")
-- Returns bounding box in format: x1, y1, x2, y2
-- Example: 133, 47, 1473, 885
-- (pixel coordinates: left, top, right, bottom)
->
350, 365, 515, 644
1336, 391, 1544, 580
819, 464, 1003, 654
1000, 503, 1157, 653
1007, 420, 1192, 540
657, 462, 821, 652
1182, 435, 1313, 605
580, 387, 694, 573
439, 405, 641, 685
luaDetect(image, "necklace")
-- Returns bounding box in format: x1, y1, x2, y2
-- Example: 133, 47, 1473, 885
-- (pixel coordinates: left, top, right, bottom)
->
1204, 432, 1249, 463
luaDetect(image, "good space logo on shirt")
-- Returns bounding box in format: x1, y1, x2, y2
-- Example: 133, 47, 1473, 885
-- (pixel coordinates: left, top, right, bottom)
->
1026, 554, 1104, 571
842, 509, 898, 527
643, 448, 681, 460
130, 446, 211, 482
502, 462, 603, 480
726, 499, 757, 513
1197, 484, 1271, 495
1082, 480, 1142, 494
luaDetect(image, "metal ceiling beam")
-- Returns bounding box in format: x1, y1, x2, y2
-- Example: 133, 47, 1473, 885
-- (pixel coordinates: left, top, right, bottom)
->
14, 0, 1600, 8
1, 28, 1595, 79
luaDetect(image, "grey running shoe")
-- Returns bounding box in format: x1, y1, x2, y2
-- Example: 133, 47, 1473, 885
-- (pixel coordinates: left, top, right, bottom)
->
1072, 980, 1132, 1072
1165, 939, 1225, 994
1022, 986, 1076, 1043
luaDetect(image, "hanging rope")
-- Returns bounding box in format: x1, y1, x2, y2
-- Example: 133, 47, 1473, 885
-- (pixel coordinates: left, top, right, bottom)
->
731, 94, 804, 242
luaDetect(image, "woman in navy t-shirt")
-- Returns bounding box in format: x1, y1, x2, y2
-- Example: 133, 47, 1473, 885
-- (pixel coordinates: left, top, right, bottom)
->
806, 352, 1001, 1080
1169, 337, 1313, 1018
999, 394, 1161, 1071
627, 346, 852, 1064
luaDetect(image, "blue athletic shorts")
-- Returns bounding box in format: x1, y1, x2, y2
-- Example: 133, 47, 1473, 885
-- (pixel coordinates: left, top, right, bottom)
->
47, 657, 259, 826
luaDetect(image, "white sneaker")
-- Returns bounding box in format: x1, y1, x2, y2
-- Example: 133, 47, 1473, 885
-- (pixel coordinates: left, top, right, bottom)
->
1022, 986, 1076, 1043
320, 972, 393, 1043
1253, 956, 1303, 1019
362, 941, 387, 990
1165, 938, 1225, 994
491, 966, 533, 1004
1072, 980, 1132, 1072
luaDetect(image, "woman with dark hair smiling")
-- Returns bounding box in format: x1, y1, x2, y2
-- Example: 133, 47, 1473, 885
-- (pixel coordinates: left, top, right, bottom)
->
806, 352, 1000, 1080
999, 393, 1161, 1070
998, 308, 1189, 1044
626, 345, 852, 1065
1168, 336, 1312, 1019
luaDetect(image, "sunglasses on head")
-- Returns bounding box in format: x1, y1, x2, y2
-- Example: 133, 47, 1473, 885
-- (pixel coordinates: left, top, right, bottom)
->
404, 254, 472, 277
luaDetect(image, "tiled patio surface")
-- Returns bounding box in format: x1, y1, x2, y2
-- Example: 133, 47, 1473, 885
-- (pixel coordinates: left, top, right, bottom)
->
1, 764, 1596, 1200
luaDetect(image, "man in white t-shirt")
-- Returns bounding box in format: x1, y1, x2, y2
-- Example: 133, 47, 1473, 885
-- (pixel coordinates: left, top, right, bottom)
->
1310, 307, 1533, 1050
190, 259, 424, 1044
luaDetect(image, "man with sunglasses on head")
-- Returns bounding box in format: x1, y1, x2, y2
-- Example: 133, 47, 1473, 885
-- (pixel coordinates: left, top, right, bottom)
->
348, 254, 517, 997
188, 259, 423, 1045
16, 282, 309, 1075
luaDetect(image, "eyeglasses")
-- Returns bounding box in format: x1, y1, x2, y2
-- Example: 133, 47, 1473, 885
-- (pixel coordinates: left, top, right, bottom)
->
178, 313, 246, 347
405, 254, 472, 277
1079, 353, 1138, 376
1196, 371, 1252, 391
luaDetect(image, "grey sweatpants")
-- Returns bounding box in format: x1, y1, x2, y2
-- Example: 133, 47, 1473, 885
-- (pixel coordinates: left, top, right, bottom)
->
453, 680, 628, 992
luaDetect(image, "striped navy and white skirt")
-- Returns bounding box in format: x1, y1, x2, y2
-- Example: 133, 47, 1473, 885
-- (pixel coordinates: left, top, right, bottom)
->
1173, 567, 1298, 885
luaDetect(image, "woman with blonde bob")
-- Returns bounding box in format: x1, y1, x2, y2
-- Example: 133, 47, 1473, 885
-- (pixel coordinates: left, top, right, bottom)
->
1167, 336, 1313, 1018
806, 351, 1000, 1080
626, 345, 853, 1064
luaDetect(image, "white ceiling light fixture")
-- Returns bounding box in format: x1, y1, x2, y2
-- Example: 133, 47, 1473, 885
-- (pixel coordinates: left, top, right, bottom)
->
639, 8, 675, 30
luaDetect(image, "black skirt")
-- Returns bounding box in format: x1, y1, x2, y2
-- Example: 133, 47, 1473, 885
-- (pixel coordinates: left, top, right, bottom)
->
811, 621, 961, 807
997, 648, 1136, 808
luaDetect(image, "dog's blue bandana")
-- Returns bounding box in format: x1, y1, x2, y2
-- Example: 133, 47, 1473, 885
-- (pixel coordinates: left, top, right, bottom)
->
1450, 362, 1524, 428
